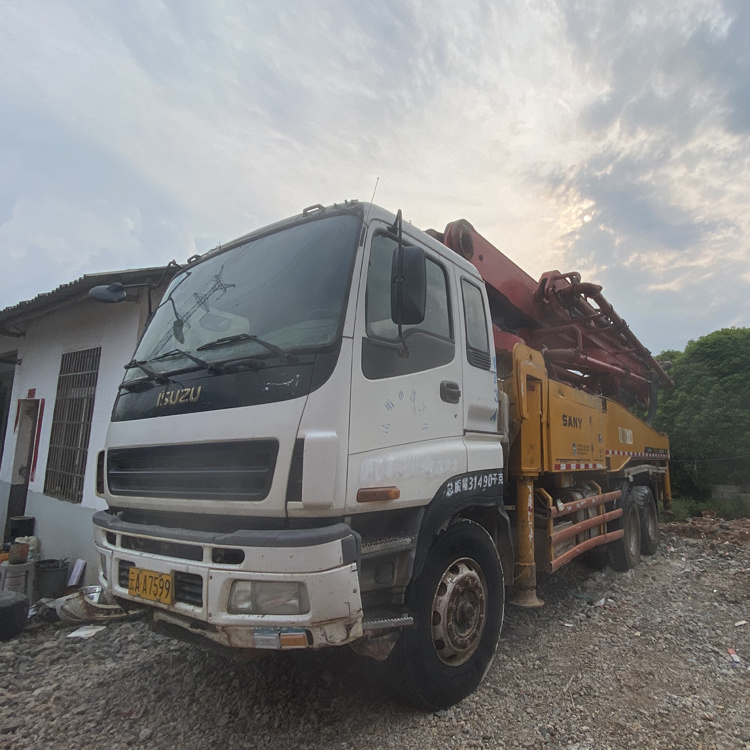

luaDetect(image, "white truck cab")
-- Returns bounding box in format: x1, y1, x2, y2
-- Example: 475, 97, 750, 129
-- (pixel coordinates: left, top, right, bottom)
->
93, 202, 510, 709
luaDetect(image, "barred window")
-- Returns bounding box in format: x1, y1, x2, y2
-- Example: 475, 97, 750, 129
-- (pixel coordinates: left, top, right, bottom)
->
44, 347, 101, 503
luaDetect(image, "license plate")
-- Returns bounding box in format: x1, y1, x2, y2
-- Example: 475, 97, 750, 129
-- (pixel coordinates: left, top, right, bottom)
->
127, 566, 174, 605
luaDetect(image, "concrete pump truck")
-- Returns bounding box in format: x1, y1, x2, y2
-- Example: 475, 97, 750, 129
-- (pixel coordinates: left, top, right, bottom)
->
90, 200, 671, 709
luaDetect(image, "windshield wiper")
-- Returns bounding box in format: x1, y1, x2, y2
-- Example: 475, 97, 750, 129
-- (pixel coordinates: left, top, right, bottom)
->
119, 359, 173, 393
146, 347, 258, 376
124, 359, 171, 383
118, 377, 159, 393
148, 348, 212, 370
211, 356, 266, 373
122, 348, 266, 386
197, 333, 298, 363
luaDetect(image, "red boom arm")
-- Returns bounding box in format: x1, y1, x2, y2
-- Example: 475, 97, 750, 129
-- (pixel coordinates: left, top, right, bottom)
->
428, 219, 672, 408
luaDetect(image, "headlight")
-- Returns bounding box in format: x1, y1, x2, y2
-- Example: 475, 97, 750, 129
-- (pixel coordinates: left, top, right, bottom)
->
228, 581, 310, 615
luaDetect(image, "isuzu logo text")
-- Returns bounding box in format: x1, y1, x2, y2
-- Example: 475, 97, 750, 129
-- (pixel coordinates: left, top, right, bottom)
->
156, 386, 202, 407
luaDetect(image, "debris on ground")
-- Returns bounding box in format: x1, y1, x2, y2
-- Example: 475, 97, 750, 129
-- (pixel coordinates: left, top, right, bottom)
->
54, 586, 133, 624
662, 515, 750, 545
0, 518, 748, 750
66, 625, 107, 639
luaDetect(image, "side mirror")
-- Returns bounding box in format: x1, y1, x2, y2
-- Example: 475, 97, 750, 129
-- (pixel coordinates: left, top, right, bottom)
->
391, 244, 426, 325
89, 282, 127, 303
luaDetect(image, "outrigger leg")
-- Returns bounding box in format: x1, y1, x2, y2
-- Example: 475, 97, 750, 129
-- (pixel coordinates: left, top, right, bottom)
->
511, 477, 544, 608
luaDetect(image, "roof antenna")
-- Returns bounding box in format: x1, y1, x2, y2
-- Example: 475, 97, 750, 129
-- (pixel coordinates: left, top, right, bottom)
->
364, 177, 379, 224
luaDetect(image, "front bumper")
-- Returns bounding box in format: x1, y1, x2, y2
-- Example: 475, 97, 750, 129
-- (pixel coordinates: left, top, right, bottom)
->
93, 511, 363, 650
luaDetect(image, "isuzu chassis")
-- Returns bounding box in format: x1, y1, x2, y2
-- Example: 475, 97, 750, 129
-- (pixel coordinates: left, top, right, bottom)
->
91, 201, 671, 709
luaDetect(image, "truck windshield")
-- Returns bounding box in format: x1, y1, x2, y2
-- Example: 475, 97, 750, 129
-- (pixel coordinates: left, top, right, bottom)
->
124, 212, 361, 383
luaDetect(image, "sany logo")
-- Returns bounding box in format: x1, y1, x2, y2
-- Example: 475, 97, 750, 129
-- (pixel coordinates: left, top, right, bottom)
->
562, 414, 583, 429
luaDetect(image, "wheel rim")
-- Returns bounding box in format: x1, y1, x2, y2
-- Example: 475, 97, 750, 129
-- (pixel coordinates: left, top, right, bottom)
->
430, 557, 487, 666
645, 502, 657, 540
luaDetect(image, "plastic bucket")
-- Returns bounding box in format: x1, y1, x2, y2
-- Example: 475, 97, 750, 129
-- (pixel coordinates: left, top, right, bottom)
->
1, 562, 30, 594
0, 561, 34, 600
8, 543, 29, 564
35, 559, 70, 599
9, 516, 35, 539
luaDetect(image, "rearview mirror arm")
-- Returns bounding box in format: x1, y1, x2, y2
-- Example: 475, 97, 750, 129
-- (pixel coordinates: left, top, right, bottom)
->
89, 260, 182, 316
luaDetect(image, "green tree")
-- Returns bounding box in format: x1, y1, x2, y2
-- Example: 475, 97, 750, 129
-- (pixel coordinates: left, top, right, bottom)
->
656, 328, 750, 498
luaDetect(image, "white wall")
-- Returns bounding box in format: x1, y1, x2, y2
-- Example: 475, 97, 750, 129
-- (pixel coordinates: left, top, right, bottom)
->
0, 295, 146, 582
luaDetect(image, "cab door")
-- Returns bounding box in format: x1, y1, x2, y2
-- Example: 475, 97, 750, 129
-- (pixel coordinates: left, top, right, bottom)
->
347, 224, 466, 507
457, 275, 503, 473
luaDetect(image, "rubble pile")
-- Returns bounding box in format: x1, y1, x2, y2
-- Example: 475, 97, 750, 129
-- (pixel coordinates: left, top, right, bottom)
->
1, 521, 748, 750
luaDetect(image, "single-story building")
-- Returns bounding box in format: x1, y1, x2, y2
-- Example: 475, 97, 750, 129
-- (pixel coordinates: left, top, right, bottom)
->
0, 267, 173, 584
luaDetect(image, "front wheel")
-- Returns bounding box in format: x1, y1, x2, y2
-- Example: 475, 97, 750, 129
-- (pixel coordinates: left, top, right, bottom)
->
387, 520, 504, 710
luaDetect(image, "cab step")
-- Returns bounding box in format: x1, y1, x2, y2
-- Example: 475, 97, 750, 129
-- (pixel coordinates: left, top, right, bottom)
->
360, 537, 414, 557
362, 615, 414, 632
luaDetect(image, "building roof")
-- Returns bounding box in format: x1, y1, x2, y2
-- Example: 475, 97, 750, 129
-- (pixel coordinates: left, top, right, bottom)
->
0, 266, 175, 338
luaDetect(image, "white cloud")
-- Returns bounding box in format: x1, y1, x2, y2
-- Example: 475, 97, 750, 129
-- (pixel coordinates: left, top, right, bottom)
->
0, 0, 748, 353
0, 196, 148, 302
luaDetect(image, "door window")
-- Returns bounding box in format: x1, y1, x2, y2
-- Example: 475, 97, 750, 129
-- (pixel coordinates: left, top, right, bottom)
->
362, 233, 454, 379
461, 279, 491, 370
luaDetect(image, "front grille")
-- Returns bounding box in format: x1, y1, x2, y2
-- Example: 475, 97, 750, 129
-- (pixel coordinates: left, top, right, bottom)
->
118, 561, 203, 607
120, 535, 203, 562
107, 440, 279, 501
175, 572, 203, 606
119, 560, 134, 587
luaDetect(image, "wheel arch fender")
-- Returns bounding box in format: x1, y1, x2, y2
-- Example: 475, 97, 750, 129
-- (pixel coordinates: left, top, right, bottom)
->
613, 477, 657, 516
616, 469, 665, 514
412, 492, 512, 586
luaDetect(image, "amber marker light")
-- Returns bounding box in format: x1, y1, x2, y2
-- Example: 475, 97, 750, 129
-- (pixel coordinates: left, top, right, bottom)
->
280, 632, 309, 649
356, 486, 400, 503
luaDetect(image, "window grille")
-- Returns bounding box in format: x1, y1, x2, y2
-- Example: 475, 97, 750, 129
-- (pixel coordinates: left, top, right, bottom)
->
44, 347, 101, 503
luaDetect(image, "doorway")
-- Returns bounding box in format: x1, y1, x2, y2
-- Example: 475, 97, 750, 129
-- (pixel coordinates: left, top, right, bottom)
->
3, 399, 40, 542
0, 354, 18, 468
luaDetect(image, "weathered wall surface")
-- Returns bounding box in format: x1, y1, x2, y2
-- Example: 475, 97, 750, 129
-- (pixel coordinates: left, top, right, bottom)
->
0, 296, 144, 583
712, 484, 750, 501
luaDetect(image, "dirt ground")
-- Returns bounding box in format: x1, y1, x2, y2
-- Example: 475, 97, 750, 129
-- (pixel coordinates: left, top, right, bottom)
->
1, 518, 749, 750
662, 515, 750, 545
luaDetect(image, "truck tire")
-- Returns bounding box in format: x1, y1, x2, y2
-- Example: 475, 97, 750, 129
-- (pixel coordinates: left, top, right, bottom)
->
608, 489, 642, 571
386, 519, 504, 710
0, 591, 29, 640
633, 486, 659, 555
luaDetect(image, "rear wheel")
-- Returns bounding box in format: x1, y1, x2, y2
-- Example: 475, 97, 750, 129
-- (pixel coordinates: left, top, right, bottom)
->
634, 486, 659, 555
608, 490, 642, 571
387, 520, 504, 710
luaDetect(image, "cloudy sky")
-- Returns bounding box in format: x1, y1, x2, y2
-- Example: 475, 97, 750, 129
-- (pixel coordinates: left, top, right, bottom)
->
1, 0, 749, 355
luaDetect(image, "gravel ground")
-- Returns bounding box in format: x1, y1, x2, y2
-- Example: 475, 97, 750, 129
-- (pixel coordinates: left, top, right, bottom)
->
1, 521, 749, 750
